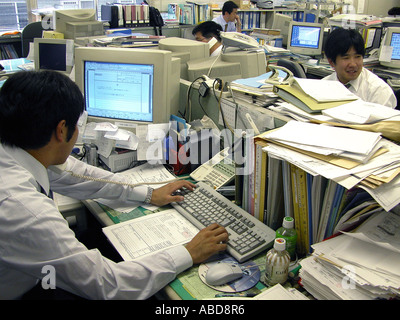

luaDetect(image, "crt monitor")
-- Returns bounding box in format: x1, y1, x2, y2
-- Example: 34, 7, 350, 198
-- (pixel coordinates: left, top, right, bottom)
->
33, 38, 74, 74
287, 21, 324, 56
74, 47, 173, 130
158, 37, 209, 80
54, 9, 103, 39
271, 13, 292, 47
379, 27, 400, 68
186, 49, 267, 82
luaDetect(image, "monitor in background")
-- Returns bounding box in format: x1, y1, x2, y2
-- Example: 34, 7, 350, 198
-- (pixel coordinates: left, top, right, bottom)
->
287, 21, 324, 57
33, 38, 74, 74
379, 27, 400, 68
271, 13, 292, 47
158, 37, 209, 80
54, 9, 103, 39
187, 49, 267, 82
74, 47, 174, 131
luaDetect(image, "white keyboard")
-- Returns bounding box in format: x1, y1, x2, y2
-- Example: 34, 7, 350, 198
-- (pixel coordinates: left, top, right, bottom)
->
172, 181, 276, 262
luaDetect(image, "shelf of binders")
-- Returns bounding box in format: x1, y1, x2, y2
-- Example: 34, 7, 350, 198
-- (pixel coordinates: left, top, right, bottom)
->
0, 34, 22, 59
211, 8, 308, 31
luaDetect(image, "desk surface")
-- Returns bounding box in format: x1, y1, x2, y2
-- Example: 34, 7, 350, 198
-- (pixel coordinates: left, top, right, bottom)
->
83, 198, 278, 300
0, 57, 31, 74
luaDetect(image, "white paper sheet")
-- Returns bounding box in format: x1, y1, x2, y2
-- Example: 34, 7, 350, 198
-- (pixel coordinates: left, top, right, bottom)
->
102, 209, 198, 261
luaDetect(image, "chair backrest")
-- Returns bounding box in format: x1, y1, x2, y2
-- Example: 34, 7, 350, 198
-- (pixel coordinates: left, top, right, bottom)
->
277, 59, 307, 78
21, 22, 44, 57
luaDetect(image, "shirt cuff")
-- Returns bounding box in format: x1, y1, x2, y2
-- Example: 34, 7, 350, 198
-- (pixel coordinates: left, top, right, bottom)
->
126, 185, 150, 203
165, 245, 193, 274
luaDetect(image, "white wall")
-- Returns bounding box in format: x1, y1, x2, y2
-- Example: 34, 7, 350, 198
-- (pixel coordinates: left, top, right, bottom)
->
350, 0, 400, 17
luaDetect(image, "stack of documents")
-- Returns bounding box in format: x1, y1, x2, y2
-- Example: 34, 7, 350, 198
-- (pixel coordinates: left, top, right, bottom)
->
273, 78, 358, 114
299, 210, 400, 300
260, 125, 400, 212
262, 121, 382, 163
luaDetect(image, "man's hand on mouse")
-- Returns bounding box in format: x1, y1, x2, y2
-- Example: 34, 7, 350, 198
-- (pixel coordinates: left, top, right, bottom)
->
185, 223, 229, 264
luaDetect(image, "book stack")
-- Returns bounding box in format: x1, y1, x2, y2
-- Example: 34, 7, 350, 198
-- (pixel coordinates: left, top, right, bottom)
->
168, 2, 210, 25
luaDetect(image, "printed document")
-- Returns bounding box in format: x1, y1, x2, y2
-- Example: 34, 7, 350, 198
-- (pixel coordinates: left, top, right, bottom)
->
103, 209, 198, 261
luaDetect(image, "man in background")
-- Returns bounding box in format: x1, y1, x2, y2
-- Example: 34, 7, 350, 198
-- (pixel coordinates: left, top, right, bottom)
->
193, 21, 223, 57
323, 27, 396, 108
212, 1, 241, 33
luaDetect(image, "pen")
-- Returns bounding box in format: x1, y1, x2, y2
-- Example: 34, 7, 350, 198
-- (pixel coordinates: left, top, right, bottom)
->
215, 293, 257, 298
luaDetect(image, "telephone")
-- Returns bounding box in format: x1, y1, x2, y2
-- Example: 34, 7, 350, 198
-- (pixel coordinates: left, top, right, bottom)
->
208, 37, 218, 49
190, 148, 235, 190
220, 32, 260, 50
264, 65, 294, 86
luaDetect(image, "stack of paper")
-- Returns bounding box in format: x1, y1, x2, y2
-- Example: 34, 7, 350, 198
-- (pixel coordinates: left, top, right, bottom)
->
261, 134, 400, 212
299, 211, 400, 300
274, 78, 358, 114
262, 121, 382, 163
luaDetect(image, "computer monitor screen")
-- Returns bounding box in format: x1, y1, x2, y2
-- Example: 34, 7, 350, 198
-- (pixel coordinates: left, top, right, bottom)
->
84, 61, 154, 123
379, 27, 400, 68
287, 21, 324, 56
74, 47, 172, 129
34, 38, 74, 74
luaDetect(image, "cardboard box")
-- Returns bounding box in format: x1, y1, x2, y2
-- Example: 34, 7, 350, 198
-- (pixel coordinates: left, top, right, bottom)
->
42, 31, 64, 39
232, 0, 251, 10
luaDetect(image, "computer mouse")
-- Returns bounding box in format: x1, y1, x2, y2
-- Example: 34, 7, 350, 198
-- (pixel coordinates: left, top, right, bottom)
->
205, 262, 243, 286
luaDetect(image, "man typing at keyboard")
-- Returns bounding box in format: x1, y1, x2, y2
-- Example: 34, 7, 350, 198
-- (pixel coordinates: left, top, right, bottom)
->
0, 70, 228, 300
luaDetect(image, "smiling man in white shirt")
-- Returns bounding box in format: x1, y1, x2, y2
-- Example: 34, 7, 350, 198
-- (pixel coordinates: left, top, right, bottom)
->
0, 70, 228, 300
323, 27, 397, 108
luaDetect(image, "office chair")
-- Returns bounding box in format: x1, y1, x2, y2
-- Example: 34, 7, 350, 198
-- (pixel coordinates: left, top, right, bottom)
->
394, 88, 400, 110
21, 22, 44, 58
277, 59, 307, 78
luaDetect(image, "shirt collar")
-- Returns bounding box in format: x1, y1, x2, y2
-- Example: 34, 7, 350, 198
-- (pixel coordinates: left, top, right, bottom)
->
2, 145, 50, 195
334, 68, 363, 91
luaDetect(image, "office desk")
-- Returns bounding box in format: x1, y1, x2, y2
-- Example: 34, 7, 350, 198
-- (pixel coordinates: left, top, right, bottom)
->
82, 198, 273, 300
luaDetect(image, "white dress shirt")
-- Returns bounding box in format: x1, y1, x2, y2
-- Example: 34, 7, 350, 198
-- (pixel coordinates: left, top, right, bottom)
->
323, 67, 397, 108
213, 15, 236, 32
0, 145, 193, 299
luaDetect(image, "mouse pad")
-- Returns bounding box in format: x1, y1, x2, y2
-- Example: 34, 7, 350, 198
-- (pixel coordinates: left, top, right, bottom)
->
198, 255, 260, 292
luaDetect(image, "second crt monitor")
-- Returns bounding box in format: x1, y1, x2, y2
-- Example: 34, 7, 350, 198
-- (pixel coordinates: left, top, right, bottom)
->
34, 38, 74, 74
287, 21, 324, 56
379, 27, 400, 68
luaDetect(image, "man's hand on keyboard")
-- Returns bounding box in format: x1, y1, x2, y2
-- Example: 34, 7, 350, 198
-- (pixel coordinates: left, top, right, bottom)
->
150, 180, 196, 207
185, 223, 228, 264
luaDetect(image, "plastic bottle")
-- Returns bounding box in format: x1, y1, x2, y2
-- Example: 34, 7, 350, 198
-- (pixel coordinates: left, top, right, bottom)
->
276, 216, 297, 260
264, 238, 290, 286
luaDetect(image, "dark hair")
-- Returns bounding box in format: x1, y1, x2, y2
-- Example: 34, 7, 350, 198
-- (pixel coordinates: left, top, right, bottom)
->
324, 27, 365, 63
222, 1, 238, 15
0, 70, 84, 149
192, 21, 223, 42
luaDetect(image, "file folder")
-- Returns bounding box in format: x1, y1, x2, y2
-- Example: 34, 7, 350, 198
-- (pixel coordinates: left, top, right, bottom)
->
273, 83, 353, 114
